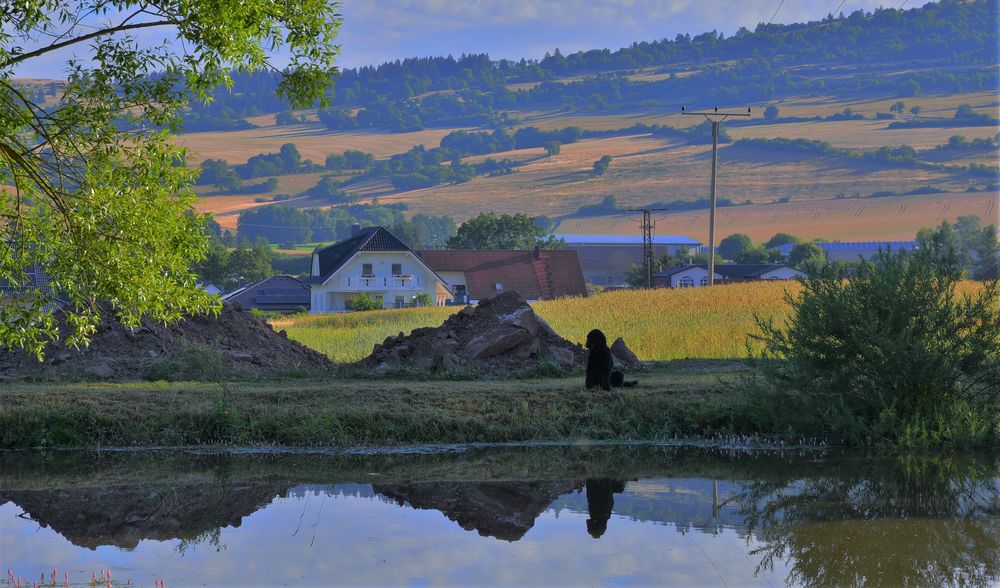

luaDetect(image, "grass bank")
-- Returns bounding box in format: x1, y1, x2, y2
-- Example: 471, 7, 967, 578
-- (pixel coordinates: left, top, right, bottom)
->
0, 362, 750, 449
272, 282, 797, 363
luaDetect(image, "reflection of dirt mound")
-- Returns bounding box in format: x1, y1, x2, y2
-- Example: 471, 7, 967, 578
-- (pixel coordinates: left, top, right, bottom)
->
0, 304, 331, 381
360, 292, 587, 376
2, 483, 283, 550
375, 481, 581, 541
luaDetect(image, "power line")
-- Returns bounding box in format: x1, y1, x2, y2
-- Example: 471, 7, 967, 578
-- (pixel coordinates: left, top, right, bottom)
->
767, 0, 786, 26
624, 207, 669, 289
681, 106, 752, 286
898, 0, 908, 8
833, 0, 848, 17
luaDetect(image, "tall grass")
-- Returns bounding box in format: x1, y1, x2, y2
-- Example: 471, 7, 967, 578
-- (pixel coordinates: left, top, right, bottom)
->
272, 282, 797, 363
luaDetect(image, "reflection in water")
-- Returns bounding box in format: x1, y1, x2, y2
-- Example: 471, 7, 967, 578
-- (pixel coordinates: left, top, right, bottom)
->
584, 479, 625, 538
1, 446, 997, 586
736, 454, 1000, 586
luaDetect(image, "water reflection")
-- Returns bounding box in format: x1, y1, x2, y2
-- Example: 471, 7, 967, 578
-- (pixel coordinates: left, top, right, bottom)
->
1, 446, 997, 586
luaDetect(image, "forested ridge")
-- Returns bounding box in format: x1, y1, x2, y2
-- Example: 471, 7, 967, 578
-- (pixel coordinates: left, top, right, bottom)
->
184, 0, 998, 132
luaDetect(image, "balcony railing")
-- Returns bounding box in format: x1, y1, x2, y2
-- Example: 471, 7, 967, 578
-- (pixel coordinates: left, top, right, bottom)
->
342, 275, 424, 290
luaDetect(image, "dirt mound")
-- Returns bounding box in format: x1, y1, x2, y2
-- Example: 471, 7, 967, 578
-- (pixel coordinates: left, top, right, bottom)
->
0, 304, 331, 381
360, 291, 587, 376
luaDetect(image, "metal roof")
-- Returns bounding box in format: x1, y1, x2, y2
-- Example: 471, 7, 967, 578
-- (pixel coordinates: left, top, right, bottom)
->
556, 234, 702, 246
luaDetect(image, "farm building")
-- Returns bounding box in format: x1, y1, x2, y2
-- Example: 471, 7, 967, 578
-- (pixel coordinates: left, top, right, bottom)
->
555, 234, 703, 286
775, 241, 918, 262
654, 264, 805, 288
306, 225, 452, 313
417, 249, 589, 304
223, 275, 311, 313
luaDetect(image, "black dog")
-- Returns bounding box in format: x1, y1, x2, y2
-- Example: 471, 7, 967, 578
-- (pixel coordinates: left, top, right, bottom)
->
585, 329, 614, 390
585, 329, 639, 390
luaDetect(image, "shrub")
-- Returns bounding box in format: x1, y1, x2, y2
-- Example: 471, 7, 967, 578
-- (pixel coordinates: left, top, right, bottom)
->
412, 292, 432, 307
349, 292, 382, 312
745, 228, 1000, 446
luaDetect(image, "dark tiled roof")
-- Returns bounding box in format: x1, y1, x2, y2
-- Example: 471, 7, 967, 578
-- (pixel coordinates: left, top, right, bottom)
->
654, 263, 800, 279
417, 249, 588, 301
312, 226, 411, 280
224, 275, 310, 312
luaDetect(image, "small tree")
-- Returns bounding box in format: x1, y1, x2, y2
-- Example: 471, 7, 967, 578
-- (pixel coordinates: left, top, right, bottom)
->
543, 141, 561, 156
718, 233, 754, 262
593, 155, 612, 176
890, 101, 906, 115
764, 232, 801, 249
349, 292, 381, 312
748, 225, 1000, 446
763, 105, 780, 121
909, 105, 922, 117
412, 292, 432, 307
787, 242, 825, 268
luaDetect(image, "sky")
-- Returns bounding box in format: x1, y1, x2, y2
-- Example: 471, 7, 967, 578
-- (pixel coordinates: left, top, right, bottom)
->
14, 0, 899, 79
335, 0, 894, 69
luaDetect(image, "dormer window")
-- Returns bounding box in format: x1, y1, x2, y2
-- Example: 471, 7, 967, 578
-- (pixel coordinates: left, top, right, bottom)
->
495, 282, 503, 291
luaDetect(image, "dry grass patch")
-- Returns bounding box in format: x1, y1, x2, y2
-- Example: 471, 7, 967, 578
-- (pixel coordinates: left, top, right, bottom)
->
177, 124, 468, 163
558, 191, 997, 242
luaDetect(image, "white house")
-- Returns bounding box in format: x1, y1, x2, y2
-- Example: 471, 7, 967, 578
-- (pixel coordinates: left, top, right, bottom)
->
654, 263, 805, 288
306, 226, 452, 313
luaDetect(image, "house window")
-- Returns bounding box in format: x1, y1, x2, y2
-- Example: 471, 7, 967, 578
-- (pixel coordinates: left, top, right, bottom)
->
362, 263, 373, 277
678, 276, 695, 288
495, 282, 503, 291
700, 277, 709, 286
391, 263, 402, 276
395, 295, 405, 308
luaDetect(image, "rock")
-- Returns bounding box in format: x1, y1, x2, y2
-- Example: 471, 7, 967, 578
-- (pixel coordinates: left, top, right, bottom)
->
500, 307, 539, 336
84, 362, 115, 379
383, 335, 396, 348
435, 353, 462, 371
533, 314, 559, 338
549, 347, 576, 370
395, 345, 411, 359
610, 338, 641, 368
462, 327, 533, 360
386, 349, 403, 366
458, 306, 475, 318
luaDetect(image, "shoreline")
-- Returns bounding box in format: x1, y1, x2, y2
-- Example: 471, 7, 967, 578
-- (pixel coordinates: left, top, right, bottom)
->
0, 361, 743, 450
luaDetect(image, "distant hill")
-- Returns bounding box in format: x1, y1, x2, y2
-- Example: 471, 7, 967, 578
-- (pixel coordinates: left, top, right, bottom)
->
184, 0, 997, 132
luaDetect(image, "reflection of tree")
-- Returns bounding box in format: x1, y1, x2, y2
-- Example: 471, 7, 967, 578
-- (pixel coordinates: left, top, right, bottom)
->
735, 454, 1000, 586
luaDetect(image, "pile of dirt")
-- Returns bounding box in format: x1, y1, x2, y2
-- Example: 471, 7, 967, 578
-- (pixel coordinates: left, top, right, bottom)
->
0, 304, 331, 381
359, 291, 587, 376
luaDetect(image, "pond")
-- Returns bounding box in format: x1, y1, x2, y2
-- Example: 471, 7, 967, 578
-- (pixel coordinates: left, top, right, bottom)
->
1, 444, 997, 586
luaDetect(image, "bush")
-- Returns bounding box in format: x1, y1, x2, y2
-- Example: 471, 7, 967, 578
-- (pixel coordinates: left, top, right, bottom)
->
412, 292, 432, 307
349, 292, 382, 312
745, 229, 1000, 447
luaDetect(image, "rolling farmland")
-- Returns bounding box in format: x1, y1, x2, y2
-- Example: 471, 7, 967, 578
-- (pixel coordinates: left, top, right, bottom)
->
556, 191, 998, 242
182, 87, 998, 241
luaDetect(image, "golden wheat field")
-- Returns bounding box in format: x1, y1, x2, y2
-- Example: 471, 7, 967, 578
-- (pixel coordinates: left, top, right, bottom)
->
271, 282, 798, 363
273, 280, 989, 364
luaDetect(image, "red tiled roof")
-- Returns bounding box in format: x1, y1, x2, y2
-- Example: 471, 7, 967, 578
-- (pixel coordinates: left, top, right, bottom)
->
417, 249, 588, 301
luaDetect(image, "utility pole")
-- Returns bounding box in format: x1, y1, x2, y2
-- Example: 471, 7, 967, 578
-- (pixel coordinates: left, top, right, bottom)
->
681, 106, 751, 285
625, 208, 669, 288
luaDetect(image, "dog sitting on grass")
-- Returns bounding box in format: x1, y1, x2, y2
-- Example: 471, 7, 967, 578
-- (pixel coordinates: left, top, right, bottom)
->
585, 329, 638, 390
